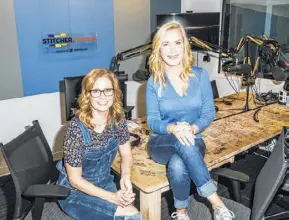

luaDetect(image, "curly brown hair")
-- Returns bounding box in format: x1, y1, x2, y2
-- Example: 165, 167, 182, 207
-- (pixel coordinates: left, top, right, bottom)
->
75, 68, 124, 129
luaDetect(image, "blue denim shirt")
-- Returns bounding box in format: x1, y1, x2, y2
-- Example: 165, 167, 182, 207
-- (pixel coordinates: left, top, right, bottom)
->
146, 66, 215, 138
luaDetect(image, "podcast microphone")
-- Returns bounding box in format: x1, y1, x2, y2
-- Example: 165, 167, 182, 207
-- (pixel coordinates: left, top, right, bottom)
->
222, 64, 252, 75
272, 66, 289, 81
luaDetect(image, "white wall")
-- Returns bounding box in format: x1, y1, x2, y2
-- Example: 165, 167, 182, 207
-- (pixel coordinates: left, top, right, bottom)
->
113, 0, 150, 118
113, 0, 151, 80
0, 0, 23, 100
0, 93, 66, 152
0, 92, 67, 175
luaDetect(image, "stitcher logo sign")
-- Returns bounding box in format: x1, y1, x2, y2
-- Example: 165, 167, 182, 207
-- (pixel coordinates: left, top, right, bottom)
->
42, 32, 97, 53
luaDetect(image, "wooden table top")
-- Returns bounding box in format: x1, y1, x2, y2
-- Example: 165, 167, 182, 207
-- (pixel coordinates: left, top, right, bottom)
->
112, 93, 289, 193
214, 92, 275, 119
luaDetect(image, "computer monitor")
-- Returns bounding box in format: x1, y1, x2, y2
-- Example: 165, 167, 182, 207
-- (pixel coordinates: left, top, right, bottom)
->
156, 13, 220, 50
64, 75, 84, 121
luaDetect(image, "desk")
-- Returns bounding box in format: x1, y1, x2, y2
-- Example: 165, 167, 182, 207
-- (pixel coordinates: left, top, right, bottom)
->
112, 93, 289, 220
214, 92, 276, 119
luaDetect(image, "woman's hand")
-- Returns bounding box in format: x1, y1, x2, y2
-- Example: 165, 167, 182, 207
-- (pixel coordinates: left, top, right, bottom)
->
120, 174, 133, 195
112, 190, 126, 207
113, 189, 136, 207
170, 122, 195, 146
119, 174, 135, 206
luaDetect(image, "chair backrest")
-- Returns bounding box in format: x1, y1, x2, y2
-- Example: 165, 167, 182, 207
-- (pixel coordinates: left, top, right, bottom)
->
251, 127, 289, 220
64, 75, 84, 121
0, 120, 53, 219
211, 80, 219, 99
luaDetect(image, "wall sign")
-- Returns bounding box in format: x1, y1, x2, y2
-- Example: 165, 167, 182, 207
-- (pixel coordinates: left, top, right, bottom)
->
42, 32, 97, 54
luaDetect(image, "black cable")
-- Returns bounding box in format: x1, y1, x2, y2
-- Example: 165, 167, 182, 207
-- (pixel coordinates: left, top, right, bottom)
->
229, 73, 239, 93
224, 71, 239, 94
254, 90, 278, 106
215, 100, 277, 121
253, 108, 261, 122
251, 86, 266, 107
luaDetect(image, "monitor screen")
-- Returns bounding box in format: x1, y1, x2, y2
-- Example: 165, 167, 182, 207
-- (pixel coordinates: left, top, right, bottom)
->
156, 13, 220, 50
64, 75, 84, 121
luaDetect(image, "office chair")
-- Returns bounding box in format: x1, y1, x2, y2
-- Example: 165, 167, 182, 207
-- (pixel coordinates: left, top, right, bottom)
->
186, 126, 289, 220
64, 75, 134, 121
0, 120, 70, 220
268, 127, 289, 219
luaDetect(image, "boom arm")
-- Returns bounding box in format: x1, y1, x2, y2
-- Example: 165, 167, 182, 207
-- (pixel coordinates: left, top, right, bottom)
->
110, 42, 152, 74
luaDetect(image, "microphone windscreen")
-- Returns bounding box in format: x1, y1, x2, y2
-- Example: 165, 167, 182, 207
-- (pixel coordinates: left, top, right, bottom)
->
272, 66, 287, 81
237, 64, 252, 74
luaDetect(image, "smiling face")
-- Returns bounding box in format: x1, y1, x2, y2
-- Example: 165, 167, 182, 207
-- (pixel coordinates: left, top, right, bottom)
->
90, 76, 114, 114
160, 28, 184, 68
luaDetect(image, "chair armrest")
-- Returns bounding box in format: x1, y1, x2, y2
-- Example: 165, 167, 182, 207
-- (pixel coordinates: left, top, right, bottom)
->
211, 168, 250, 183
23, 184, 70, 199
281, 173, 289, 192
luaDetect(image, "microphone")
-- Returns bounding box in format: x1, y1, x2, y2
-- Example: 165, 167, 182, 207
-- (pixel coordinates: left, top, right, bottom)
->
272, 66, 289, 81
222, 64, 252, 75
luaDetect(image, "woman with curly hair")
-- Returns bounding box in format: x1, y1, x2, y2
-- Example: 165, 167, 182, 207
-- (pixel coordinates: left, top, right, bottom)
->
56, 68, 142, 220
146, 22, 235, 220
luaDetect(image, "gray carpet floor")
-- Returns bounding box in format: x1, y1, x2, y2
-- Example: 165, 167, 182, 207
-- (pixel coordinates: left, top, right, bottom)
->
0, 149, 288, 220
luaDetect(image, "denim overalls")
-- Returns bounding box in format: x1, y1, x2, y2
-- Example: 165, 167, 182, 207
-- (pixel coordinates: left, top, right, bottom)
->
56, 119, 142, 220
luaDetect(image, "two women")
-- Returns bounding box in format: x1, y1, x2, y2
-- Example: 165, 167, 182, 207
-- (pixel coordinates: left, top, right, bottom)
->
57, 21, 235, 220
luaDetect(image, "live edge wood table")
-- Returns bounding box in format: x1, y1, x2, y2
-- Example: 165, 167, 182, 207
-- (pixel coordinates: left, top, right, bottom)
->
112, 93, 289, 220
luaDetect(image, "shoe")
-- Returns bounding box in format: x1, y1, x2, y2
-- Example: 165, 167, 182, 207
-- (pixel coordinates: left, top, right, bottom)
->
213, 206, 235, 220
171, 212, 189, 220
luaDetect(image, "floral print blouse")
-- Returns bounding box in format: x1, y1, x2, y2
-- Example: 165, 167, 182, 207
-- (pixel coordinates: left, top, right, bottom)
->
63, 117, 130, 167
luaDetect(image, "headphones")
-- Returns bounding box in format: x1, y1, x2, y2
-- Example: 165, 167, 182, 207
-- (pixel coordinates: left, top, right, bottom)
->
259, 40, 280, 67
278, 44, 289, 72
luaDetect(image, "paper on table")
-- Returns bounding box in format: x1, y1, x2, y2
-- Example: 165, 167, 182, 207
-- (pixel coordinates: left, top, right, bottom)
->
127, 120, 140, 129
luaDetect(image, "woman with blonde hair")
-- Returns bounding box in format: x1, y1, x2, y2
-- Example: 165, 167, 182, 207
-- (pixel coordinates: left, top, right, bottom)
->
56, 68, 142, 220
146, 22, 235, 220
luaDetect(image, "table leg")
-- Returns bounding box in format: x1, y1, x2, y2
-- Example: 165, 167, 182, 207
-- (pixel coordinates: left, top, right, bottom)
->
140, 190, 161, 220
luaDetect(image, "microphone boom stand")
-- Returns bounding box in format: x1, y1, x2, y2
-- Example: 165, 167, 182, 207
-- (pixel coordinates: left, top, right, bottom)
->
243, 38, 253, 112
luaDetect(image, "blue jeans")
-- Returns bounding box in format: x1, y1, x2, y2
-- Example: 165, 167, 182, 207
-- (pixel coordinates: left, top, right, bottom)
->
148, 134, 217, 209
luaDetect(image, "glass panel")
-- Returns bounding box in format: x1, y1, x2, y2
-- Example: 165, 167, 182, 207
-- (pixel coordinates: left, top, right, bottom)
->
223, 0, 289, 48
271, 3, 289, 45
221, 0, 289, 77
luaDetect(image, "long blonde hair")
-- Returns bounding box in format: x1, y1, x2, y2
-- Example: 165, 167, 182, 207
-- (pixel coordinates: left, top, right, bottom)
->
149, 22, 194, 94
76, 68, 124, 129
